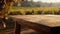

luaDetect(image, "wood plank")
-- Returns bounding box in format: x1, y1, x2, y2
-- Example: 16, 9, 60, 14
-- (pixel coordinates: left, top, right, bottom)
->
9, 15, 60, 27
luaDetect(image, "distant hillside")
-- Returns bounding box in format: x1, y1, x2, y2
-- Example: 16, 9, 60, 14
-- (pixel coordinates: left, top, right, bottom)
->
13, 0, 60, 7
52, 3, 60, 7
36, 1, 60, 7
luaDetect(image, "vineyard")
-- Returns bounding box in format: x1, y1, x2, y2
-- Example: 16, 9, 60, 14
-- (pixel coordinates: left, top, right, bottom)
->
0, 0, 60, 34
9, 7, 60, 15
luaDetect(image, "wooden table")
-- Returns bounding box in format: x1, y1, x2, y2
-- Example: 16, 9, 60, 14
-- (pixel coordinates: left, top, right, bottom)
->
9, 15, 60, 34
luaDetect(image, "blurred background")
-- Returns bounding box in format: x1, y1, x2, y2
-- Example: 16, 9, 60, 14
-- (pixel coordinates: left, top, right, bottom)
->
0, 0, 60, 34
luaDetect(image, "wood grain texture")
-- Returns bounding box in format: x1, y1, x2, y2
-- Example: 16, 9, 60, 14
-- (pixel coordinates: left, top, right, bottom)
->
9, 15, 60, 27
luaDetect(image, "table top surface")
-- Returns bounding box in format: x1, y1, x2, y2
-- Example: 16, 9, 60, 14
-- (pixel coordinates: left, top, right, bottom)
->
9, 15, 60, 27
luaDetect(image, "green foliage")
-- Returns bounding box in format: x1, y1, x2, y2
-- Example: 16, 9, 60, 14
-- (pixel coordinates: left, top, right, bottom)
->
6, 7, 60, 15
54, 10, 60, 15
25, 11, 32, 15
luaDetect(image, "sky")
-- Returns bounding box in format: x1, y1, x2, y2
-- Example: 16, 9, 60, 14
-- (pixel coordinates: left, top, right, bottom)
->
31, 0, 60, 3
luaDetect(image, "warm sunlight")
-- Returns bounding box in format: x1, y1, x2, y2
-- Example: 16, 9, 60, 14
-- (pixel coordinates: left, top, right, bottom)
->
0, 0, 60, 34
